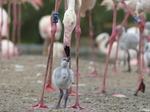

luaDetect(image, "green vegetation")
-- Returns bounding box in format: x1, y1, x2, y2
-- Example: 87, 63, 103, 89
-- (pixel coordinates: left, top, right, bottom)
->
3, 0, 150, 44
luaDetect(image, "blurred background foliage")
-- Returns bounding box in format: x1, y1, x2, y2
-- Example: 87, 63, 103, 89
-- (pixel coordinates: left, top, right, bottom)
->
3, 0, 150, 44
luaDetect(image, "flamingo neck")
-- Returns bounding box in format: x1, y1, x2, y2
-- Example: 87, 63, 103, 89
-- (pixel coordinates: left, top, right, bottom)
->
68, 0, 75, 10
99, 37, 109, 54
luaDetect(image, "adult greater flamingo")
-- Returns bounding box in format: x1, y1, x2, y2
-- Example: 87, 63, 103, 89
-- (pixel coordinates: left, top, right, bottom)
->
0, 7, 10, 60
94, 0, 145, 96
63, 0, 91, 110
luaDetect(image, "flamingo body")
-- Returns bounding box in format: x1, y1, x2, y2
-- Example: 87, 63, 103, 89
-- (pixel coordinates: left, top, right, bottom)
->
1, 39, 17, 57
0, 8, 9, 37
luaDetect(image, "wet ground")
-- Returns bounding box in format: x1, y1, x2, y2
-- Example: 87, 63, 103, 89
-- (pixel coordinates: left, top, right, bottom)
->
0, 55, 150, 112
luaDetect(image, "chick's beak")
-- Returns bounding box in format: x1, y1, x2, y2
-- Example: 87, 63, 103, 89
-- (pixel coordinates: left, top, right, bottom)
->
67, 57, 71, 62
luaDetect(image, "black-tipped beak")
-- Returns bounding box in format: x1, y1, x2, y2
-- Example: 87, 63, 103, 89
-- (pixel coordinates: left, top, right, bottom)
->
67, 57, 71, 62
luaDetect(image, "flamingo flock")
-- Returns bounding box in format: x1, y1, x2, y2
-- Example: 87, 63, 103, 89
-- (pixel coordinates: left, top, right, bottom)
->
1, 0, 150, 110
0, 0, 43, 60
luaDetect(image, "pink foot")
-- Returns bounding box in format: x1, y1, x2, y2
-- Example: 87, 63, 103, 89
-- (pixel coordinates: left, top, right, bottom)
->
26, 103, 50, 109
67, 105, 89, 110
112, 66, 118, 74
74, 73, 84, 78
69, 90, 83, 96
134, 77, 145, 96
16, 52, 22, 56
141, 68, 149, 72
6, 56, 11, 60
2, 57, 11, 61
46, 84, 57, 91
93, 89, 105, 93
89, 70, 100, 77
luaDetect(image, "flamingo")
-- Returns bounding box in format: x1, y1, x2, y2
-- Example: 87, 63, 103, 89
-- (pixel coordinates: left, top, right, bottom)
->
145, 21, 150, 42
127, 25, 150, 72
0, 5, 11, 60
117, 25, 139, 72
95, 32, 137, 65
1, 39, 18, 58
95, 0, 145, 96
9, 0, 43, 56
39, 15, 62, 55
81, 0, 100, 77
52, 57, 74, 109
101, 0, 138, 73
63, 0, 92, 110
144, 42, 150, 76
26, 0, 62, 109
0, 7, 8, 38
45, 0, 97, 96
145, 22, 150, 31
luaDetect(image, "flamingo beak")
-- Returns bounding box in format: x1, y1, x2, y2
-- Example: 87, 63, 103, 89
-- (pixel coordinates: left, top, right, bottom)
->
67, 57, 71, 62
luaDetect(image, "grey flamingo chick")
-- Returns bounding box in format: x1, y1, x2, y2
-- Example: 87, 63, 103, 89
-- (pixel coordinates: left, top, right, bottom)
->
117, 25, 139, 72
144, 43, 150, 76
52, 57, 74, 109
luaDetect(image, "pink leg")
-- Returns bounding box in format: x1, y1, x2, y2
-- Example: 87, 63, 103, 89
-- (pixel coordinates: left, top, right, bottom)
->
45, 0, 62, 92
88, 10, 100, 77
64, 0, 68, 11
112, 12, 130, 74
74, 73, 84, 78
0, 3, 3, 60
6, 1, 11, 60
139, 16, 149, 72
141, 55, 149, 72
16, 4, 22, 55
26, 0, 62, 109
121, 0, 145, 95
94, 5, 118, 93
67, 8, 90, 110
68, 87, 83, 96
26, 53, 51, 108
45, 17, 57, 92
12, 3, 17, 56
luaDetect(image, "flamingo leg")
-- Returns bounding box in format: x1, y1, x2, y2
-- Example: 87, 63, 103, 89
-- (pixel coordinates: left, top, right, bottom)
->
68, 87, 83, 96
88, 10, 100, 77
121, 0, 145, 95
26, 48, 51, 108
16, 3, 22, 55
148, 65, 150, 76
63, 89, 68, 109
94, 5, 118, 93
140, 18, 149, 72
139, 16, 149, 72
0, 2, 3, 60
127, 50, 131, 72
26, 0, 62, 109
12, 2, 17, 56
45, 0, 62, 92
45, 24, 57, 91
6, 1, 11, 60
54, 89, 64, 109
67, 8, 89, 110
112, 12, 130, 74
